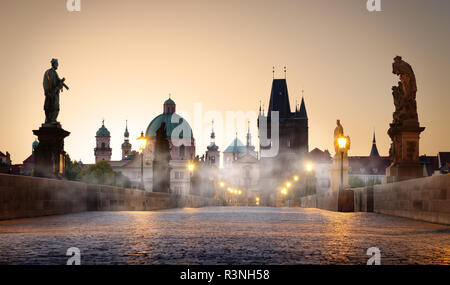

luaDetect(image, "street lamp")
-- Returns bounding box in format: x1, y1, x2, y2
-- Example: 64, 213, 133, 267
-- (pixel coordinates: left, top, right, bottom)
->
187, 162, 195, 173
219, 181, 225, 188
286, 181, 292, 188
281, 187, 287, 195
137, 131, 148, 190
306, 163, 313, 172
293, 175, 299, 182
337, 136, 348, 190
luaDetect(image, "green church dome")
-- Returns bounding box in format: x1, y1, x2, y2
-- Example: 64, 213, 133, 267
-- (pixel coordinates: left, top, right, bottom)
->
145, 113, 193, 139
32, 139, 39, 150
96, 122, 110, 137
164, 98, 175, 105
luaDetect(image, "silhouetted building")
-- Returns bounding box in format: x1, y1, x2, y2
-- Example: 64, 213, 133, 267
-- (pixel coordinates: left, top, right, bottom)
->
257, 77, 309, 194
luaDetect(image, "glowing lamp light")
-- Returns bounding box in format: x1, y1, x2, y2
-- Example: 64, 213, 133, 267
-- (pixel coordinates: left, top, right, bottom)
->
306, 163, 313, 172
255, 197, 260, 202
137, 131, 147, 151
187, 162, 195, 172
293, 175, 299, 182
338, 137, 347, 150
219, 182, 225, 188
286, 181, 292, 188
238, 190, 242, 195
281, 188, 287, 195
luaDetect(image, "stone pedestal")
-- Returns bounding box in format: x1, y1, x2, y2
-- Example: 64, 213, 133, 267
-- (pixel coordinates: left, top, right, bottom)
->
329, 152, 349, 192
385, 123, 425, 183
32, 125, 70, 179
338, 189, 354, 212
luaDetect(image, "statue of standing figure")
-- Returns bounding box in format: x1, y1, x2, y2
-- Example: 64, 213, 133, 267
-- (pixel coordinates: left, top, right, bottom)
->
333, 119, 350, 154
43, 58, 69, 126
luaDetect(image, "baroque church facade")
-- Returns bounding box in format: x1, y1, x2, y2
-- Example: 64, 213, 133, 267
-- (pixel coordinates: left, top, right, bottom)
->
93, 98, 195, 194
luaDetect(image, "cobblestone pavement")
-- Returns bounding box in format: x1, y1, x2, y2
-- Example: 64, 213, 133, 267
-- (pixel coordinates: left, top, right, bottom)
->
0, 207, 449, 265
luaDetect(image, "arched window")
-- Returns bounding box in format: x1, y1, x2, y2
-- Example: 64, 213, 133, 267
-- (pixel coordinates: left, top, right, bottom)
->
101, 142, 105, 149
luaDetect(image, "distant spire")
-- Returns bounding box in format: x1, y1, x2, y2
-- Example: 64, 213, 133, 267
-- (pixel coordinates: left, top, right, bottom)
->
369, 131, 380, 157
210, 120, 215, 139
272, 66, 275, 79
284, 66, 286, 79
298, 96, 307, 118
124, 120, 129, 139
102, 119, 105, 126
246, 120, 252, 147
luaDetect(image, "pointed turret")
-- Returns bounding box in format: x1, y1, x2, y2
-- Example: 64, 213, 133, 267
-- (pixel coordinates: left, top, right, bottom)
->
298, 97, 307, 118
369, 131, 380, 157
246, 121, 251, 147
207, 120, 218, 152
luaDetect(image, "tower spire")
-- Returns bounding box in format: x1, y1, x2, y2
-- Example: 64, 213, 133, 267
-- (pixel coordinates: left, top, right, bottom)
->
298, 96, 307, 118
369, 130, 380, 157
246, 120, 252, 147
124, 120, 129, 139
210, 119, 215, 139
272, 66, 275, 79
284, 66, 286, 79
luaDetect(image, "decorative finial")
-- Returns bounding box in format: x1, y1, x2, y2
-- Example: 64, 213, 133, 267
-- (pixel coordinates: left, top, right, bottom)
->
272, 66, 275, 79
284, 66, 286, 78
102, 118, 104, 126
169, 93, 171, 99
302, 89, 304, 98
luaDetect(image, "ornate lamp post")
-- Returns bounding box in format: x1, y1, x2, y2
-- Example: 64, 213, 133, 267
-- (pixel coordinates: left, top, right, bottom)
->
337, 136, 348, 190
137, 131, 148, 190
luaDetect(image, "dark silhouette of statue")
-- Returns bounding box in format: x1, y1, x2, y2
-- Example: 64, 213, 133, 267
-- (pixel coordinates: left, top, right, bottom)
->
153, 123, 171, 193
386, 56, 425, 182
43, 58, 69, 125
391, 56, 418, 127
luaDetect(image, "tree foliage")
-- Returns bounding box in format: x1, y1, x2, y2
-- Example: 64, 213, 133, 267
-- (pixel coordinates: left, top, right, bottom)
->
75, 160, 132, 188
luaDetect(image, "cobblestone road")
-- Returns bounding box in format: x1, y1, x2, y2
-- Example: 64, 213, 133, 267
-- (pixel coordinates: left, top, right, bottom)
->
0, 207, 449, 264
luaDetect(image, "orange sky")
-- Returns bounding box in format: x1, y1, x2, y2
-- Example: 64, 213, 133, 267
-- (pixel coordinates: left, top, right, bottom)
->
0, 0, 449, 164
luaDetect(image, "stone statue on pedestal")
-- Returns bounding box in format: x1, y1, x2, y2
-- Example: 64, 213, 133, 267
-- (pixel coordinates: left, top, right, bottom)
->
32, 59, 71, 179
329, 120, 350, 192
386, 56, 425, 182
153, 123, 171, 193
43, 58, 69, 126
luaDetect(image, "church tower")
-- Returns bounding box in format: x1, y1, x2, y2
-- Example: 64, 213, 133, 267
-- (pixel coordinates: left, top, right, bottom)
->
121, 120, 132, 159
258, 77, 309, 158
94, 120, 112, 162
205, 120, 220, 167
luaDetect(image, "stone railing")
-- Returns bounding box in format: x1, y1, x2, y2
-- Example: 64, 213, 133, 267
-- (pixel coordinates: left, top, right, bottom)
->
297, 174, 450, 225
0, 174, 220, 220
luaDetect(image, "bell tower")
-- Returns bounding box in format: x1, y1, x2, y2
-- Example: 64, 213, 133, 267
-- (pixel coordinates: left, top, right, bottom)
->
94, 120, 112, 162
121, 120, 132, 159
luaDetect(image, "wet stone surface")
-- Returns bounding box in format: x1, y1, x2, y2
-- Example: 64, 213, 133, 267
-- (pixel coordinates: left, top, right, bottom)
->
0, 207, 449, 265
